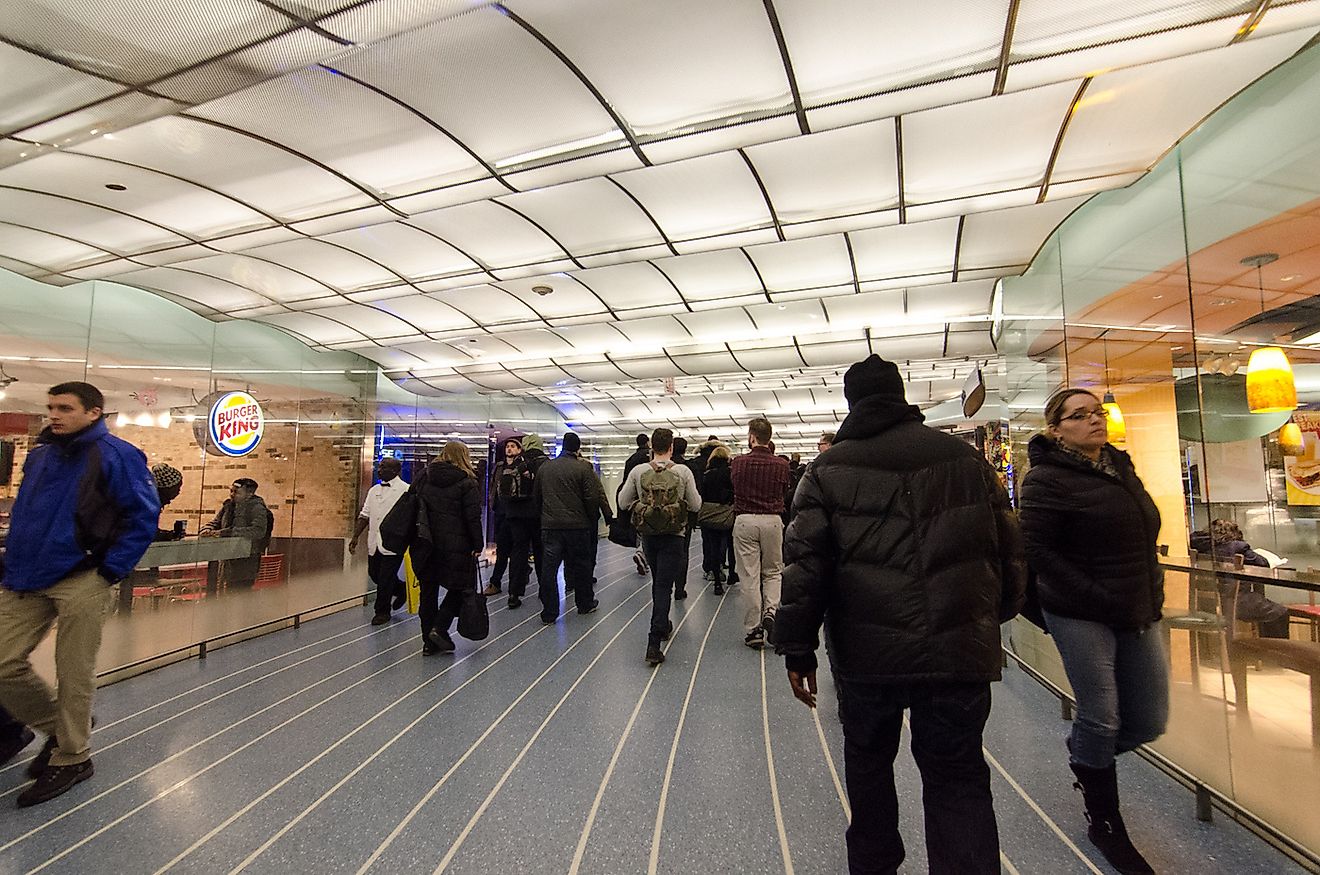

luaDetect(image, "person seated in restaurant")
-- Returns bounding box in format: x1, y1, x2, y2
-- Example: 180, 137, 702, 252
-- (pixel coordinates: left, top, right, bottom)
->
1190, 519, 1290, 638
200, 478, 271, 590
151, 463, 184, 542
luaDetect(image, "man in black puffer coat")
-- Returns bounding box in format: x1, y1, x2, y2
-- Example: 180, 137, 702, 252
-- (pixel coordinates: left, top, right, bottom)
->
775, 355, 1025, 875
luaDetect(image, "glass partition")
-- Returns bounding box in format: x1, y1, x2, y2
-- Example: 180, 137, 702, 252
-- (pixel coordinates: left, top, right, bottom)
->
1001, 40, 1320, 862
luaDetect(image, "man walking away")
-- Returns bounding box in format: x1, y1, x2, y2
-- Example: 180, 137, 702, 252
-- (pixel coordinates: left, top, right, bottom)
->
535, 432, 612, 622
349, 457, 408, 624
671, 437, 695, 600
618, 429, 701, 666
200, 478, 271, 590
621, 433, 652, 575
0, 381, 158, 806
775, 355, 1026, 875
501, 434, 547, 609
730, 417, 790, 649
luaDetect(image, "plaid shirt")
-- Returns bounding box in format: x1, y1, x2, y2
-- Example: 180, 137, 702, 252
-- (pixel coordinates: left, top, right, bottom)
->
730, 446, 790, 515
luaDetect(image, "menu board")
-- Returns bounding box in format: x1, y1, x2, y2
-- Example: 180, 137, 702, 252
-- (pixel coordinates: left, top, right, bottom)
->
1284, 412, 1320, 506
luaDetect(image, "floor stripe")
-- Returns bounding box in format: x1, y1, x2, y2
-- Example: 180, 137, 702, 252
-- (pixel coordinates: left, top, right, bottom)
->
646, 588, 726, 875
759, 648, 796, 875
432, 598, 654, 874
567, 564, 714, 875
982, 746, 1104, 875
350, 578, 649, 875
811, 708, 850, 820
148, 598, 545, 874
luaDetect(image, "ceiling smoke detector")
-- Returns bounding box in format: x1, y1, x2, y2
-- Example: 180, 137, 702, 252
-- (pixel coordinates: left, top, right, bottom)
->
531, 285, 554, 296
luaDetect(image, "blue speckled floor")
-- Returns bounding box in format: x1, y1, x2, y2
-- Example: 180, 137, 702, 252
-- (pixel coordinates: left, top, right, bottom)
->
0, 545, 1303, 874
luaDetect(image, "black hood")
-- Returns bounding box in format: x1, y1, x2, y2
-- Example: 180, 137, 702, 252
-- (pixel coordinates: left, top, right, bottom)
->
426, 460, 473, 488
833, 394, 924, 444
1026, 433, 1135, 478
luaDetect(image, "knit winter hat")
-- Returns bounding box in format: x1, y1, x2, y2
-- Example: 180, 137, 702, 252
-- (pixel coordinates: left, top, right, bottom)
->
151, 463, 183, 490
843, 355, 907, 405
562, 432, 581, 454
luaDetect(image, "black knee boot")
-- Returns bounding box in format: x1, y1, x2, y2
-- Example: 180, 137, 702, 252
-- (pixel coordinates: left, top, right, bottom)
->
1070, 762, 1154, 874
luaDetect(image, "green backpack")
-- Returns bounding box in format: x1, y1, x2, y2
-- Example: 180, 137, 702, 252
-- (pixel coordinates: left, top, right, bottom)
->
632, 463, 688, 536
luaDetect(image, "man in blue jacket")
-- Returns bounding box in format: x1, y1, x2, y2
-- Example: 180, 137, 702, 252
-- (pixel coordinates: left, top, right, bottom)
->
0, 382, 159, 806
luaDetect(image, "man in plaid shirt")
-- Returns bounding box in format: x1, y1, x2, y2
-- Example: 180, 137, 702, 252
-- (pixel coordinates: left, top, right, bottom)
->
730, 416, 791, 649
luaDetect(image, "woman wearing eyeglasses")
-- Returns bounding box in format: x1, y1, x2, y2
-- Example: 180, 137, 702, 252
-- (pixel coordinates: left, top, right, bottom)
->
1019, 388, 1166, 875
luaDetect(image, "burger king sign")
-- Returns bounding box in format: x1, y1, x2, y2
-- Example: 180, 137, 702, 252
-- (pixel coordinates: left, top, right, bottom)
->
208, 391, 264, 457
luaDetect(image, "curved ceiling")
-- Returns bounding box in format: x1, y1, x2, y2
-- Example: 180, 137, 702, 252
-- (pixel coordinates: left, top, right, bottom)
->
3, 0, 1320, 430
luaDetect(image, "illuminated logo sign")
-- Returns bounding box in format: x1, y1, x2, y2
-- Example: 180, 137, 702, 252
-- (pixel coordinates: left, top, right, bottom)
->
208, 391, 264, 457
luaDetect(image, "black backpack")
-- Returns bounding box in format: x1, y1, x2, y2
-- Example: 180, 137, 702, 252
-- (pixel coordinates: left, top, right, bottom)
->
258, 507, 275, 553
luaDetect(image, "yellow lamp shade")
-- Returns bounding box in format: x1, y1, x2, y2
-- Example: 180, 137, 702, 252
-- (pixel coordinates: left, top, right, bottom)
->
1279, 422, 1305, 456
1246, 347, 1297, 413
1103, 392, 1126, 444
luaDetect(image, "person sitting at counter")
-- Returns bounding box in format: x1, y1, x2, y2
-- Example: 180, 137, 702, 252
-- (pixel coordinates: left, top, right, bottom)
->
1190, 519, 1290, 639
151, 464, 184, 542
200, 478, 272, 590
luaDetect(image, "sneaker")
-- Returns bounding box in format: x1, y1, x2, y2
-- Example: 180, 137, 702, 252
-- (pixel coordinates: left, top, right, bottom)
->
371, 613, 390, 626
507, 596, 521, 609
0, 727, 34, 767
674, 589, 688, 601
18, 760, 93, 807
482, 583, 502, 597
427, 628, 456, 654
762, 613, 775, 646
28, 737, 55, 779
633, 553, 648, 575
578, 600, 599, 615
645, 646, 666, 666
744, 628, 765, 649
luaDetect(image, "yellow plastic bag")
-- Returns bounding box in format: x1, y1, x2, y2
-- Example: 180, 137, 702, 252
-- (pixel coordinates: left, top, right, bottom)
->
402, 550, 421, 615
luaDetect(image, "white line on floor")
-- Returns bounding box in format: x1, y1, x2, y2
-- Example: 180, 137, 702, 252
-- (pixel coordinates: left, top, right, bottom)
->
350, 579, 651, 875
432, 598, 654, 873
156, 570, 635, 875
982, 746, 1104, 875
567, 567, 715, 875
645, 589, 727, 875
810, 708, 851, 820
760, 648, 796, 875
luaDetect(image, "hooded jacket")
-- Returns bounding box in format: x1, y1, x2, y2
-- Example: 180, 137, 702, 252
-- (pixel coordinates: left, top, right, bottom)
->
416, 461, 483, 556
502, 433, 548, 521
3, 419, 159, 591
775, 394, 1026, 681
1019, 434, 1163, 630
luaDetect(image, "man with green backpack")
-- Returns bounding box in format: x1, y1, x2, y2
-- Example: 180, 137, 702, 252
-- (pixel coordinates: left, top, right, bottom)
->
617, 428, 702, 667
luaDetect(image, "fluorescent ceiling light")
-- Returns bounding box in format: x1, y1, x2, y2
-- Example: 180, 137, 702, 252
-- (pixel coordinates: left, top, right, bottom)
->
493, 131, 627, 169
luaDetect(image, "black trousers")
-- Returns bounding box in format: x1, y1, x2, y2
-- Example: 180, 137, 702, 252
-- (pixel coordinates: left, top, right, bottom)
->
642, 533, 686, 646
838, 680, 999, 875
700, 526, 728, 580
368, 551, 404, 615
506, 516, 543, 599
538, 528, 595, 620
418, 555, 476, 641
490, 513, 511, 586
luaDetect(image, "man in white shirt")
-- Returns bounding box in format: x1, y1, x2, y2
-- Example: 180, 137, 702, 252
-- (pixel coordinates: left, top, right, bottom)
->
618, 428, 701, 667
349, 458, 409, 625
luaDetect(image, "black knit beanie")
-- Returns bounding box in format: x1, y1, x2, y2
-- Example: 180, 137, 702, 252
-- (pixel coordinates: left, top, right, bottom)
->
843, 355, 907, 405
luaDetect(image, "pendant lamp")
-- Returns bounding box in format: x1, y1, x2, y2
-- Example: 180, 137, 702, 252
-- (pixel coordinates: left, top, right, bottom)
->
1241, 253, 1297, 413
1279, 421, 1305, 456
1102, 334, 1126, 444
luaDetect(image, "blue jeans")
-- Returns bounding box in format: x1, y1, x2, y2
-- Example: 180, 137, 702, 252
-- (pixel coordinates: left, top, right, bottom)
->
1042, 610, 1169, 769
642, 534, 686, 646
539, 528, 595, 620
838, 680, 999, 875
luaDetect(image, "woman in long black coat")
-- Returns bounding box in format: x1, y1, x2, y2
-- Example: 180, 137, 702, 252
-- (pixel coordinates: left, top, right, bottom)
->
1019, 388, 1166, 875
698, 446, 735, 594
414, 441, 484, 655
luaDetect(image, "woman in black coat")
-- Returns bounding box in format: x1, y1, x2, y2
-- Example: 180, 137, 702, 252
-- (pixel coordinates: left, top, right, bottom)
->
414, 441, 484, 655
698, 446, 735, 595
1019, 388, 1167, 875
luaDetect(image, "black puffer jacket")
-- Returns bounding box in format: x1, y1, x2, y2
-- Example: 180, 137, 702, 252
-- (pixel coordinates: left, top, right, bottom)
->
535, 453, 610, 529
775, 394, 1026, 682
1019, 435, 1163, 630
699, 457, 734, 505
417, 461, 483, 557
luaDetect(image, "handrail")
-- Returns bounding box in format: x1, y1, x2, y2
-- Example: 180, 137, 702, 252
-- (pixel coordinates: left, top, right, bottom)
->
1002, 641, 1320, 873
95, 590, 371, 681
1158, 557, 1320, 595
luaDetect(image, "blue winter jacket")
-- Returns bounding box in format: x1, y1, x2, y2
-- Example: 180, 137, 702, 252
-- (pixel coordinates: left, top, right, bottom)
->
2, 419, 160, 592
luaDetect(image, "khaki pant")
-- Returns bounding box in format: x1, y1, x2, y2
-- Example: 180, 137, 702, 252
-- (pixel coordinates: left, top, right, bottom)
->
0, 568, 113, 766
733, 514, 783, 634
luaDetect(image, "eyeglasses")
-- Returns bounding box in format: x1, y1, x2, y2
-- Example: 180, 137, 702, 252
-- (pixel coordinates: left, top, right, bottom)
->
1059, 408, 1109, 423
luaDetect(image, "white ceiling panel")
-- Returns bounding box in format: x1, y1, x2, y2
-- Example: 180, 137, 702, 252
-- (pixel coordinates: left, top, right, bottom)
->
612, 315, 692, 349
323, 222, 480, 280
114, 266, 274, 311
640, 117, 803, 166
242, 238, 400, 290
805, 73, 996, 133
746, 120, 899, 224
306, 303, 419, 339
821, 289, 906, 330
494, 276, 611, 320
571, 262, 683, 310
799, 336, 873, 368
676, 307, 758, 343
0, 42, 122, 132
850, 217, 960, 280
207, 226, 302, 253
904, 187, 1039, 223
70, 116, 372, 220
958, 197, 1086, 269
906, 278, 996, 322
333, 7, 621, 170
726, 344, 806, 371
613, 151, 771, 242
290, 206, 398, 237
612, 356, 677, 379
513, 0, 788, 135
0, 188, 188, 253
1010, 0, 1249, 59
653, 248, 764, 301
497, 177, 662, 256
489, 328, 577, 357
258, 311, 369, 345
777, 0, 1006, 105
188, 67, 487, 197
746, 299, 829, 336
367, 294, 476, 333
431, 284, 542, 325
745, 235, 854, 292
576, 244, 679, 270
672, 227, 780, 255
181, 253, 336, 302
0, 224, 111, 271
671, 350, 743, 375
408, 200, 566, 268
501, 148, 644, 192
902, 82, 1078, 204
556, 360, 631, 383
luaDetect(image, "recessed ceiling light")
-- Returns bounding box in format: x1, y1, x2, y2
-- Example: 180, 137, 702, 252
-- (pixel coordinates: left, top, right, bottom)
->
105, 183, 127, 191
1152, 294, 1164, 300
1282, 275, 1299, 282
531, 285, 553, 296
